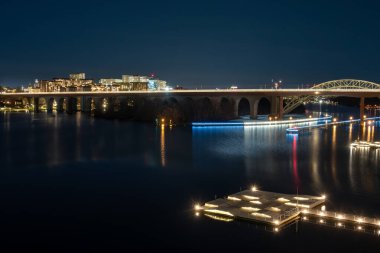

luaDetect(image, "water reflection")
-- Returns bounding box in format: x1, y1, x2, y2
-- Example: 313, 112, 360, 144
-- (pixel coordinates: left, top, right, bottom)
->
192, 116, 380, 198
331, 125, 338, 188
161, 125, 166, 167
292, 135, 300, 187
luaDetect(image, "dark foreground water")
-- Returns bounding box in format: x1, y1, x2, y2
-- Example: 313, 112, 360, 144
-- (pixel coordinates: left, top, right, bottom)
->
0, 106, 380, 252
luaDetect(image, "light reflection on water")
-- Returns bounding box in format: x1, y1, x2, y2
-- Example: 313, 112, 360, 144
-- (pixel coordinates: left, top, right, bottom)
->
161, 125, 166, 167
1, 107, 380, 251
192, 115, 380, 197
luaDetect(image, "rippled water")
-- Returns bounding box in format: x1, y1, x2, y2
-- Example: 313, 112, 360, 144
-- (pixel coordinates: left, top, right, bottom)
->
0, 106, 380, 251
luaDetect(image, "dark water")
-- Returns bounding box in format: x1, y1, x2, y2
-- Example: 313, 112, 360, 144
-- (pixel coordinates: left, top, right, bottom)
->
0, 107, 380, 252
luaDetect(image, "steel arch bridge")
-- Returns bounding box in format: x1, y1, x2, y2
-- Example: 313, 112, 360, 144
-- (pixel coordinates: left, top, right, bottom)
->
283, 79, 380, 114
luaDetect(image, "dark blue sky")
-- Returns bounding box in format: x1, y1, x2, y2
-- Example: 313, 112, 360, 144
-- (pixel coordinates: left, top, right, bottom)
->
1, 0, 380, 88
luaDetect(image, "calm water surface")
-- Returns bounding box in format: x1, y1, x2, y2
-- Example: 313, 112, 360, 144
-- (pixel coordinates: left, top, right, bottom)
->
0, 106, 380, 251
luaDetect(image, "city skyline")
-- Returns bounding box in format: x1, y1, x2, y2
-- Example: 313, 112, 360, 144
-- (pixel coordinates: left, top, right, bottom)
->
1, 0, 380, 87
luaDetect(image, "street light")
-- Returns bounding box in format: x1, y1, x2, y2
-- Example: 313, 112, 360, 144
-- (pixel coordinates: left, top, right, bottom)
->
272, 79, 283, 89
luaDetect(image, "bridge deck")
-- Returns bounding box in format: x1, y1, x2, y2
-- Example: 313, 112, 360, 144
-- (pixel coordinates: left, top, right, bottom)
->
1, 88, 380, 97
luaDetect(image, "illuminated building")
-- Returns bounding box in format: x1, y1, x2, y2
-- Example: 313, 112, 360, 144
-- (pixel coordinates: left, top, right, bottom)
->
99, 79, 123, 91
120, 75, 167, 91
29, 73, 167, 92
39, 73, 94, 92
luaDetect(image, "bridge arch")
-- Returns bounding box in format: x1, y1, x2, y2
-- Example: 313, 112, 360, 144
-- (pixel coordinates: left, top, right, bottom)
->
37, 97, 47, 112
257, 97, 271, 115
312, 79, 380, 90
66, 97, 78, 113
159, 97, 184, 123
237, 97, 250, 117
196, 97, 214, 120
84, 97, 94, 112
284, 79, 380, 114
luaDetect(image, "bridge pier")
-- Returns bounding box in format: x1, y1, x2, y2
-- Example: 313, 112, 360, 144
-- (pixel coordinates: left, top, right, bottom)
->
360, 96, 365, 125
93, 97, 104, 114
46, 97, 54, 113
279, 96, 284, 119
56, 97, 64, 112
249, 98, 258, 119
80, 96, 92, 113
33, 97, 39, 113
107, 97, 116, 114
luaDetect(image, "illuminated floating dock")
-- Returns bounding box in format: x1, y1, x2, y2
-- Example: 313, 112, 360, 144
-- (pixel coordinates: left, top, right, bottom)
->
196, 189, 325, 227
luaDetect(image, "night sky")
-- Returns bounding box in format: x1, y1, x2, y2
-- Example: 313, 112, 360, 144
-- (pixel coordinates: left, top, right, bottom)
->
1, 0, 380, 88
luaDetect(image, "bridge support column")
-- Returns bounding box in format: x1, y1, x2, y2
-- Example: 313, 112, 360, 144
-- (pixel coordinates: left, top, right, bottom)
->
56, 97, 64, 112
93, 97, 103, 114
270, 96, 278, 116
80, 96, 92, 113
106, 97, 115, 114
360, 96, 365, 125
249, 98, 258, 119
46, 97, 53, 113
279, 96, 284, 119
33, 97, 39, 113
269, 96, 284, 119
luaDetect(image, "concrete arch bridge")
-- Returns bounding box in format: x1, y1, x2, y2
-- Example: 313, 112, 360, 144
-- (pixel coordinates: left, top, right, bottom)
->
1, 79, 379, 123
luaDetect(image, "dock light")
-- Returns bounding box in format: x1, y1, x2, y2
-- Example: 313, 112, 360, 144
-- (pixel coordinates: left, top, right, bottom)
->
320, 219, 324, 223
356, 217, 364, 223
289, 117, 293, 120
227, 196, 241, 201
251, 186, 258, 192
349, 116, 353, 120
195, 212, 200, 216
194, 204, 202, 211
309, 115, 312, 118
333, 118, 337, 122
358, 226, 362, 230
274, 227, 279, 232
